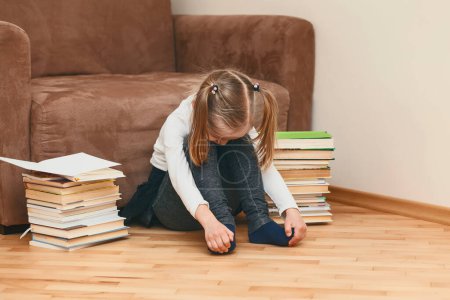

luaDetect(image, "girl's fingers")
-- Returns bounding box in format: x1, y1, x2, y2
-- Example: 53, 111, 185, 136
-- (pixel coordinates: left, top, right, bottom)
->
289, 224, 306, 246
206, 225, 235, 253
226, 229, 234, 242
207, 241, 214, 251
221, 232, 231, 248
284, 223, 292, 237
215, 236, 227, 252
210, 239, 221, 252
289, 229, 301, 246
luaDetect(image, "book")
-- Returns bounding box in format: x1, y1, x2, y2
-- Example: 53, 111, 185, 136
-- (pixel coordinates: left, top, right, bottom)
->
283, 179, 328, 185
27, 202, 117, 216
63, 168, 126, 182
300, 211, 332, 217
297, 202, 330, 208
27, 207, 119, 222
31, 228, 129, 250
28, 214, 125, 229
25, 185, 120, 205
22, 171, 67, 181
265, 195, 327, 203
274, 149, 334, 160
279, 168, 331, 180
23, 174, 106, 188
26, 195, 121, 210
269, 206, 332, 217
292, 195, 327, 200
274, 160, 330, 165
275, 131, 334, 150
275, 139, 334, 150
24, 180, 116, 195
29, 240, 85, 251
272, 215, 332, 225
276, 131, 332, 139
30, 219, 126, 239
275, 164, 329, 170
287, 184, 329, 194
301, 216, 332, 223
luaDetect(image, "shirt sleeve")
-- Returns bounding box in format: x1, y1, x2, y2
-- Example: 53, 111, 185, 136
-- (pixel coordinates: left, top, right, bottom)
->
248, 127, 301, 218
161, 115, 210, 218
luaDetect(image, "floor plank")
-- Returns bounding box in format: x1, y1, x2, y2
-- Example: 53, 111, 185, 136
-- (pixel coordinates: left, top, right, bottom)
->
1, 200, 450, 299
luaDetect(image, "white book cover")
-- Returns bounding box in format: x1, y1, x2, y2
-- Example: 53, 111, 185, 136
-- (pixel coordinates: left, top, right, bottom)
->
29, 214, 124, 229
304, 220, 332, 224
29, 209, 118, 224
26, 201, 117, 213
284, 179, 329, 186
274, 160, 330, 165
28, 207, 119, 222
275, 138, 335, 149
300, 211, 333, 217
0, 152, 121, 177
299, 205, 331, 212
30, 230, 129, 251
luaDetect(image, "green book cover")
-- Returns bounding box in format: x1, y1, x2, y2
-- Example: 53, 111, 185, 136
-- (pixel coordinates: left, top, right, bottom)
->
276, 131, 332, 139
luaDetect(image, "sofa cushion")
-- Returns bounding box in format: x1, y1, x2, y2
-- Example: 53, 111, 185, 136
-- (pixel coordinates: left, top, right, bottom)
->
0, 0, 175, 78
30, 72, 290, 206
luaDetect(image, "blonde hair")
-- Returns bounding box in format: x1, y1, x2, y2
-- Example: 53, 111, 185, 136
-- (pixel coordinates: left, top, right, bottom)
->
189, 69, 278, 170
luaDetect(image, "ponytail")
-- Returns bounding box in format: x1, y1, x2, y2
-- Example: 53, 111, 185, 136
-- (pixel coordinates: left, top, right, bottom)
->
189, 88, 211, 166
254, 87, 278, 170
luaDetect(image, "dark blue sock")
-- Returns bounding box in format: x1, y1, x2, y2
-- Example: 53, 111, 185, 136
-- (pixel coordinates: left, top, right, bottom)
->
208, 224, 236, 255
248, 220, 294, 246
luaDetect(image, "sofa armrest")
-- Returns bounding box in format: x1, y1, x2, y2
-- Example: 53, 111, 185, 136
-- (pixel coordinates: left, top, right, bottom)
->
0, 21, 32, 227
173, 15, 315, 130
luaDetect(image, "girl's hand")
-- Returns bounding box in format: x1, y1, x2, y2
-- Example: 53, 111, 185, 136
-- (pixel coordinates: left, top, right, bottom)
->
195, 204, 234, 253
283, 208, 307, 246
203, 218, 234, 253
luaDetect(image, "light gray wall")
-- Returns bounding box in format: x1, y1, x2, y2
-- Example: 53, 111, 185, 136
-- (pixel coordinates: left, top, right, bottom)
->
172, 0, 450, 208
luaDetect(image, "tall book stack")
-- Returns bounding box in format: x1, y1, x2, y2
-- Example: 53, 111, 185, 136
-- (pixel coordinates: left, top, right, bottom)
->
0, 152, 129, 250
267, 131, 335, 224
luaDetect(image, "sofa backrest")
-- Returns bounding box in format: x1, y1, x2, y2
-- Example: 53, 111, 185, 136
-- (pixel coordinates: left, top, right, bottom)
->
0, 0, 175, 78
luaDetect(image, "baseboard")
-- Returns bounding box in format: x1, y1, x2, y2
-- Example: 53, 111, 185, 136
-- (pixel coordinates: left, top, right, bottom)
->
0, 224, 29, 235
328, 186, 450, 226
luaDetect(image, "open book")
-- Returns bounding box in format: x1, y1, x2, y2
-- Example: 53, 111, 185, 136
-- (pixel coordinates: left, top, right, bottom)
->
0, 152, 126, 182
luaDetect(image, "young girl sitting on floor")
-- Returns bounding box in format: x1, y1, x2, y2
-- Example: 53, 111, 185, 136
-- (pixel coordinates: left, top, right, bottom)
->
120, 69, 307, 254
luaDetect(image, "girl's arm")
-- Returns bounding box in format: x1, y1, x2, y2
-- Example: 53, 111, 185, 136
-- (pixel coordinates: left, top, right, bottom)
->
161, 115, 211, 218
248, 127, 300, 218
162, 115, 234, 252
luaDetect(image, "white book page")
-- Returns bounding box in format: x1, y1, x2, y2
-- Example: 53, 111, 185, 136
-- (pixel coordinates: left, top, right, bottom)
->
0, 152, 120, 176
0, 157, 40, 171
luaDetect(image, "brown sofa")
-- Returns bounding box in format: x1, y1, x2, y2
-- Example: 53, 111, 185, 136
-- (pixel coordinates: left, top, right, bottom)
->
0, 0, 315, 233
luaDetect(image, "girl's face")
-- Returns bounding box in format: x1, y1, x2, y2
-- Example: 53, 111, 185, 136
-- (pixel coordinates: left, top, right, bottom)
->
208, 123, 251, 145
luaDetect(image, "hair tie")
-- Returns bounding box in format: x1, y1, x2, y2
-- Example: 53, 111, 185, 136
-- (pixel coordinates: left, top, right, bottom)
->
253, 82, 260, 92
211, 84, 219, 95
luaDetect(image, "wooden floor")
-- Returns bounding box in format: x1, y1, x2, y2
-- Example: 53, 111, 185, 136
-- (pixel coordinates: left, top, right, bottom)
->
1, 201, 450, 300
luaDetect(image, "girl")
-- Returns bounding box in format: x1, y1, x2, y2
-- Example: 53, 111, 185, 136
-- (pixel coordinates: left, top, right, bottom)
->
120, 69, 307, 254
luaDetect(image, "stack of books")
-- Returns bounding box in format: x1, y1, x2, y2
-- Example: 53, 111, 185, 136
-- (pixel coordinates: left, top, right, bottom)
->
0, 152, 129, 250
268, 131, 335, 224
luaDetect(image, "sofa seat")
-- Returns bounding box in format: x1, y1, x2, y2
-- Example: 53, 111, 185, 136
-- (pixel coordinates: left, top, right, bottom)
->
30, 72, 291, 206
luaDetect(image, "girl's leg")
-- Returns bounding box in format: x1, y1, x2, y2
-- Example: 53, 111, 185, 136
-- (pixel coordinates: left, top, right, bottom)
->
217, 136, 292, 246
119, 166, 166, 226
217, 136, 271, 233
151, 172, 203, 231
152, 137, 237, 231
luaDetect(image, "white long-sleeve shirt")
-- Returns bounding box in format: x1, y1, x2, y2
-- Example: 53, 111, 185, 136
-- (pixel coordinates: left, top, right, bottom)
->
150, 93, 300, 219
